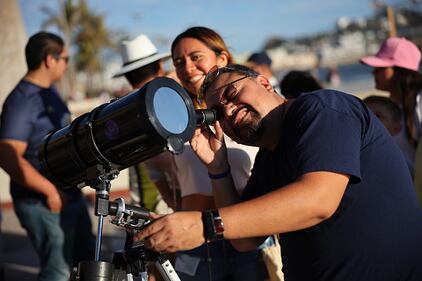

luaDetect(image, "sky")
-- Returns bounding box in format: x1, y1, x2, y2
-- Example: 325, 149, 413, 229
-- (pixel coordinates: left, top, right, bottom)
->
18, 0, 402, 55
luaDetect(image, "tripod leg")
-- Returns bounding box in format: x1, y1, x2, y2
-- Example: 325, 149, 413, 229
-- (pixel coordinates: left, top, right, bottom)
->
124, 272, 148, 281
154, 260, 181, 281
95, 215, 105, 261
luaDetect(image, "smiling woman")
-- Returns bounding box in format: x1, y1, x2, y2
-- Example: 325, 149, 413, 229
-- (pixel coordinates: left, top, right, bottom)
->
168, 26, 274, 281
171, 27, 233, 103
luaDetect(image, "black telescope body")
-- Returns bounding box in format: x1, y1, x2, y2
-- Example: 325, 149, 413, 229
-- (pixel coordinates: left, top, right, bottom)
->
39, 77, 215, 188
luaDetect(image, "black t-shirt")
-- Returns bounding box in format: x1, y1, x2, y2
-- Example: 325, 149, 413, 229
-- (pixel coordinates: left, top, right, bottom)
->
0, 79, 80, 202
242, 90, 422, 281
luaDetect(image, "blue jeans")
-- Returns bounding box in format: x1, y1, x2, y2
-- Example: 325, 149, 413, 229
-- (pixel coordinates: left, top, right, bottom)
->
14, 197, 95, 280
14, 199, 70, 281
175, 240, 267, 281
60, 197, 95, 268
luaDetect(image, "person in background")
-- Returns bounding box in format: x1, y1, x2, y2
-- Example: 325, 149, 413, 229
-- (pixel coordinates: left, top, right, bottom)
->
0, 31, 95, 281
414, 139, 422, 205
325, 65, 341, 87
112, 33, 179, 214
360, 37, 422, 166
170, 26, 272, 281
112, 33, 180, 281
246, 51, 282, 96
279, 70, 323, 99
363, 95, 413, 175
137, 64, 422, 281
363, 95, 402, 136
0, 197, 3, 280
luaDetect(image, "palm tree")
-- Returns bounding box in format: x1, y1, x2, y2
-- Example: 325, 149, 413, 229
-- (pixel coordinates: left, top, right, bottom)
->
42, 0, 114, 99
0, 0, 27, 109
41, 0, 80, 49
74, 0, 114, 96
41, 0, 80, 100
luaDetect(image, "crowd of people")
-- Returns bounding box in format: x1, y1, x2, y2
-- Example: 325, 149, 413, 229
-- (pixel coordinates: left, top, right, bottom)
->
0, 27, 422, 281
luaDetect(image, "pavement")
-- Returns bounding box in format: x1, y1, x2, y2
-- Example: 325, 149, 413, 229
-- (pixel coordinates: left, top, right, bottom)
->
0, 201, 128, 281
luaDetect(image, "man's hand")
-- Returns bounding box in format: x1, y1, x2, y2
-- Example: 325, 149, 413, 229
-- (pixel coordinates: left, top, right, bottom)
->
46, 191, 62, 213
136, 211, 205, 253
0, 139, 63, 212
190, 121, 229, 174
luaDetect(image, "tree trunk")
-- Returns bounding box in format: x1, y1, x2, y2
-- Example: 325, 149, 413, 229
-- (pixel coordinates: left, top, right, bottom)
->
0, 0, 27, 204
0, 0, 27, 112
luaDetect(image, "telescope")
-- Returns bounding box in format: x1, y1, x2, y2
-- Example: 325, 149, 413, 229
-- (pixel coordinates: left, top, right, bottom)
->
39, 76, 218, 188
38, 77, 219, 281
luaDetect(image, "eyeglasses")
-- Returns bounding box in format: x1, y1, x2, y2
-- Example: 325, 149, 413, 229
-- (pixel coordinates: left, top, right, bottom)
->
199, 65, 249, 104
53, 54, 69, 64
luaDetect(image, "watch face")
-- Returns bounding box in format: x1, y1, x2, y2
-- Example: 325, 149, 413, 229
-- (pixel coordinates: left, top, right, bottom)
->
212, 210, 224, 236
203, 210, 225, 242
214, 220, 224, 235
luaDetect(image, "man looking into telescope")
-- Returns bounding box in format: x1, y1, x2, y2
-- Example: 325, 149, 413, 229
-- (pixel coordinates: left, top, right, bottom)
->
113, 33, 180, 281
137, 64, 422, 280
0, 32, 94, 281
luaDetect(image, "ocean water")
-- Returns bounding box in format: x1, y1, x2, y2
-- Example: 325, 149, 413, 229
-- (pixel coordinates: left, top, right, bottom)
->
317, 63, 376, 95
278, 63, 378, 97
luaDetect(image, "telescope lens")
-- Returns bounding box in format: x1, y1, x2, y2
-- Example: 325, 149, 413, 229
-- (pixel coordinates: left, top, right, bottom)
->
153, 87, 189, 134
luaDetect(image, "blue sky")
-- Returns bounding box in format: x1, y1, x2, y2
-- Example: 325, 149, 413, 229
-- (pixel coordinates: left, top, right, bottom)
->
18, 0, 401, 54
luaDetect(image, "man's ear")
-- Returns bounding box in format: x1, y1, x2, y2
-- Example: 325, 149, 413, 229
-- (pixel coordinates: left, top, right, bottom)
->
45, 54, 56, 69
216, 51, 229, 67
256, 74, 274, 92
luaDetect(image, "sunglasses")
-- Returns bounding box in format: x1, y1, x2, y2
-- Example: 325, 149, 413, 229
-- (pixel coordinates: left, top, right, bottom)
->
199, 65, 250, 104
53, 54, 69, 64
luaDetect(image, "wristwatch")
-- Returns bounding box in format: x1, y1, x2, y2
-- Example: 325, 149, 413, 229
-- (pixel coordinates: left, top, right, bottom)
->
202, 209, 225, 243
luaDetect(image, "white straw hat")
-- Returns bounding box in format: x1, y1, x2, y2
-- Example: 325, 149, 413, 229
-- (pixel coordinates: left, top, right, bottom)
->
113, 34, 170, 78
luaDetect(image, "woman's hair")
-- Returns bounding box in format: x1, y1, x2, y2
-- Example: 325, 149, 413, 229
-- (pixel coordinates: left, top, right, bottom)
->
171, 26, 234, 64
393, 66, 422, 146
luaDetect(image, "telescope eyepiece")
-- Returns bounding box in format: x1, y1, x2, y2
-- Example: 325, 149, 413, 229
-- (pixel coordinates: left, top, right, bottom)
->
196, 109, 220, 126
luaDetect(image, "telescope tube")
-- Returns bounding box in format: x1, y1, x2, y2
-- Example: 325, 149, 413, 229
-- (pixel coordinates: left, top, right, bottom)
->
39, 77, 197, 188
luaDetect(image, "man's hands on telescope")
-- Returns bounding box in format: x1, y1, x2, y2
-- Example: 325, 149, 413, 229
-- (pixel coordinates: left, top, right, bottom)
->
190, 121, 229, 174
136, 211, 205, 252
135, 121, 229, 252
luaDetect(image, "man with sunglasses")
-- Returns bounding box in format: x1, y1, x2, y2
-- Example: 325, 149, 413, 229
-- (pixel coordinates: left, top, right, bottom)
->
138, 64, 422, 280
0, 32, 95, 281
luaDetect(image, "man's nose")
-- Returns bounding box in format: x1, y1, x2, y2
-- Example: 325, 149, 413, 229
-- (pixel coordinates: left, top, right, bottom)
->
223, 102, 237, 118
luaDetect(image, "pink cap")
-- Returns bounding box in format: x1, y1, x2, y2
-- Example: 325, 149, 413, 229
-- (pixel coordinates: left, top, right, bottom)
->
360, 37, 421, 71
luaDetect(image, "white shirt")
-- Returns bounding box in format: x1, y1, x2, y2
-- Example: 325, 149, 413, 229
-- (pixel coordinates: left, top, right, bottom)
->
174, 135, 259, 197
415, 91, 422, 140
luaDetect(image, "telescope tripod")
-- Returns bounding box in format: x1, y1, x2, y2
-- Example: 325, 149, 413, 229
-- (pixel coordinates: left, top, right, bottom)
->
111, 233, 179, 281
70, 164, 180, 281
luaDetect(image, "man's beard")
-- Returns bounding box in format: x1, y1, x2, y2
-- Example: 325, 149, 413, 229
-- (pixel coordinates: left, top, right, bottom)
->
233, 111, 265, 145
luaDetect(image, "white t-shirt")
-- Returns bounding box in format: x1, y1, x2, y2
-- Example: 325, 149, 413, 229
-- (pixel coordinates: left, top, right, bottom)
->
415, 91, 422, 140
174, 136, 259, 197
270, 76, 283, 97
